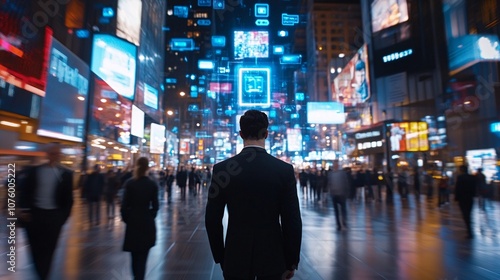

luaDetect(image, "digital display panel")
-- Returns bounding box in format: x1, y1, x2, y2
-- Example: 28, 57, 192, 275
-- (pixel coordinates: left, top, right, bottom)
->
234, 31, 269, 60
287, 128, 302, 152
134, 0, 165, 122
90, 76, 132, 145
143, 83, 158, 109
466, 149, 497, 183
37, 38, 90, 142
91, 34, 137, 100
388, 122, 429, 152
116, 0, 142, 46
423, 116, 447, 150
371, 0, 409, 33
238, 68, 271, 107
150, 123, 165, 154
209, 82, 232, 93
131, 105, 144, 138
332, 45, 371, 106
448, 34, 500, 76
0, 79, 41, 118
307, 102, 345, 124
0, 0, 52, 96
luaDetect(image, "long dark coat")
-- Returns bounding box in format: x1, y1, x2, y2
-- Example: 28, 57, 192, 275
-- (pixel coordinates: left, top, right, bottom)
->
121, 176, 159, 252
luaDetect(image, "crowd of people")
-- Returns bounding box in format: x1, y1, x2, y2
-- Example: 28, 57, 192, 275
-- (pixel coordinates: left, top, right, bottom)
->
4, 110, 495, 279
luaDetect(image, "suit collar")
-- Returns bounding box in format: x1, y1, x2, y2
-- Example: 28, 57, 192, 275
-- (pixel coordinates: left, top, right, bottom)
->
241, 146, 267, 153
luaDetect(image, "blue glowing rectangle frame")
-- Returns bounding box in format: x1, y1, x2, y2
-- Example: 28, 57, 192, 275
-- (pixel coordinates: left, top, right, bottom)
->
238, 67, 271, 107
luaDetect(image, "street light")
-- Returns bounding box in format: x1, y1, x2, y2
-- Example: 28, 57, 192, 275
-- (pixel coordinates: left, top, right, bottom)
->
164, 109, 175, 169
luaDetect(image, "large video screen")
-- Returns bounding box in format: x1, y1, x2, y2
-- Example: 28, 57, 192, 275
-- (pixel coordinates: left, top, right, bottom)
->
234, 31, 269, 60
90, 76, 132, 145
116, 0, 142, 46
307, 102, 345, 124
37, 38, 90, 142
332, 45, 371, 106
131, 105, 144, 138
388, 122, 429, 152
0, 79, 41, 118
150, 123, 165, 154
0, 1, 52, 96
371, 0, 409, 33
91, 34, 137, 100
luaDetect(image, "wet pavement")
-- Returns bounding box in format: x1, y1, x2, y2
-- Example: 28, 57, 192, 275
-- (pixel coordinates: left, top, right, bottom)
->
1, 186, 499, 280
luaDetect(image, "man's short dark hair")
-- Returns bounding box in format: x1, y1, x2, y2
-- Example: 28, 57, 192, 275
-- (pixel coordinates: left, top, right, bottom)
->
239, 110, 269, 140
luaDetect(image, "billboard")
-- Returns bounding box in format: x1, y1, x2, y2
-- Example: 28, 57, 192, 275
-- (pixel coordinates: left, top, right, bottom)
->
371, 0, 409, 33
116, 0, 142, 46
238, 67, 270, 107
150, 123, 165, 154
332, 45, 371, 106
388, 122, 429, 152
37, 38, 90, 142
131, 105, 144, 138
90, 76, 132, 145
307, 102, 345, 124
0, 0, 52, 96
91, 34, 137, 100
448, 34, 500, 75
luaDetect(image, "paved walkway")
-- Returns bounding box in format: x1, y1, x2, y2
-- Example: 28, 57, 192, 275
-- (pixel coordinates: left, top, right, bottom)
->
1, 187, 499, 280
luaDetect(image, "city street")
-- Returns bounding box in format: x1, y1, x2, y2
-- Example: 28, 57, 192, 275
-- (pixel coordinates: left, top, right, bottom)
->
1, 187, 500, 280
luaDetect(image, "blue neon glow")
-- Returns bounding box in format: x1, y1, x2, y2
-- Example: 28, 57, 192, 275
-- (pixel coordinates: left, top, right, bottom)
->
491, 122, 500, 133
255, 19, 270, 26
273, 45, 284, 55
282, 13, 299, 26
170, 38, 195, 51
91, 34, 137, 100
382, 49, 413, 63
144, 83, 158, 109
238, 67, 271, 107
255, 4, 269, 17
198, 60, 215, 69
280, 54, 302, 64
211, 36, 226, 47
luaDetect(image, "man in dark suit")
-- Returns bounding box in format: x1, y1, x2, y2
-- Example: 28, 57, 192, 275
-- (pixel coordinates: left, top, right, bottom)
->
19, 142, 74, 280
205, 110, 302, 280
455, 165, 477, 239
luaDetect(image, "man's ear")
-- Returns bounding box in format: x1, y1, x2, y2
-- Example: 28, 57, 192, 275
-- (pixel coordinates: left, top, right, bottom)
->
239, 131, 245, 139
264, 130, 268, 139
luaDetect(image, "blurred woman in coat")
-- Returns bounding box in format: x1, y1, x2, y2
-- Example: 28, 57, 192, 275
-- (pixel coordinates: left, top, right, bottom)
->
121, 157, 159, 280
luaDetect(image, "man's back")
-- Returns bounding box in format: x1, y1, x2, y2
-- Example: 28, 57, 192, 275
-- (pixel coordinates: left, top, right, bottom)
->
206, 146, 302, 278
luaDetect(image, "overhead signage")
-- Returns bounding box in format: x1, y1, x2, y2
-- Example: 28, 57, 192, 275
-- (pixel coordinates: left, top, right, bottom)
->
198, 0, 211, 7
213, 0, 224, 10
280, 55, 302, 64
255, 4, 269, 17
197, 19, 211, 26
282, 13, 299, 26
382, 49, 413, 63
170, 38, 195, 51
211, 36, 226, 47
355, 130, 381, 139
255, 19, 270, 26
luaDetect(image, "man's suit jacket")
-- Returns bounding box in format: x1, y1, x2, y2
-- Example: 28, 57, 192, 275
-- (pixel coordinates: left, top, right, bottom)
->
205, 147, 302, 278
19, 164, 74, 222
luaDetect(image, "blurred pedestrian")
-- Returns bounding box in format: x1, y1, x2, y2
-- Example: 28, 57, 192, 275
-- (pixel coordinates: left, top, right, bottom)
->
18, 142, 74, 280
438, 174, 449, 207
476, 168, 488, 211
454, 165, 477, 239
413, 167, 421, 198
83, 164, 105, 226
121, 157, 159, 280
104, 169, 119, 219
327, 161, 349, 230
176, 166, 188, 200
205, 110, 302, 280
299, 169, 309, 198
165, 169, 175, 203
